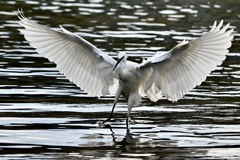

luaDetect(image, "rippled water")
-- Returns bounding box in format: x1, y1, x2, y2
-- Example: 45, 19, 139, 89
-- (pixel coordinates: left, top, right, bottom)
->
1, 0, 240, 159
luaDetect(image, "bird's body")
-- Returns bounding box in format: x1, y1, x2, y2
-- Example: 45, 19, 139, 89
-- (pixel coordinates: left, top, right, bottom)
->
17, 10, 234, 125
116, 59, 142, 117
119, 70, 139, 101
118, 61, 139, 98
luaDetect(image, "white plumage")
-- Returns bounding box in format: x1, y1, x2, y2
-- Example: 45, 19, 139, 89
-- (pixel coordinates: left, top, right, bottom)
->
17, 11, 234, 125
18, 13, 117, 98
143, 21, 233, 101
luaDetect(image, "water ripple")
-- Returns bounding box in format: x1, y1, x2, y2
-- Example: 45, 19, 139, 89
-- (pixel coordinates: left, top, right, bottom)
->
0, 0, 240, 159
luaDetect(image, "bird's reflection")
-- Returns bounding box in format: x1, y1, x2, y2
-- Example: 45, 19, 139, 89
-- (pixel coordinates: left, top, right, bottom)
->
104, 124, 139, 147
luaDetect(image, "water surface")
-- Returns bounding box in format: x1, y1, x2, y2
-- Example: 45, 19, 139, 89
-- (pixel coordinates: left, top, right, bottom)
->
1, 0, 240, 159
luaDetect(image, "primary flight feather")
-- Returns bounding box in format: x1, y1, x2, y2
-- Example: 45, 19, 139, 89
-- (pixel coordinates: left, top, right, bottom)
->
17, 11, 234, 125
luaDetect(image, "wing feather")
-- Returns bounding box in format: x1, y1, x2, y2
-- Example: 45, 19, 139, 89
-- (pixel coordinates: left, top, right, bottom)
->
140, 21, 234, 101
18, 11, 117, 97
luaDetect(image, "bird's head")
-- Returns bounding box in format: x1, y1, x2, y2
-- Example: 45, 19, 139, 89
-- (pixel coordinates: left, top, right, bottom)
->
113, 52, 127, 71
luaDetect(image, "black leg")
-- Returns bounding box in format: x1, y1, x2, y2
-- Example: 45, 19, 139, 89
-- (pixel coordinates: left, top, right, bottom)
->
126, 116, 129, 128
102, 103, 116, 123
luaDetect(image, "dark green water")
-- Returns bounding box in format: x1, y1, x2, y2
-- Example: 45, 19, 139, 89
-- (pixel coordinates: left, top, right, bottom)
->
0, 0, 240, 159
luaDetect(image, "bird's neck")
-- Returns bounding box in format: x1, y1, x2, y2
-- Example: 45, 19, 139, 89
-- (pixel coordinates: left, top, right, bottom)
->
121, 59, 127, 67
116, 60, 127, 71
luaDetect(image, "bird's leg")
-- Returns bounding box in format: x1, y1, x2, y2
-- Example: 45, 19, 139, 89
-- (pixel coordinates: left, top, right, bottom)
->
126, 115, 130, 128
126, 92, 141, 127
101, 87, 122, 124
126, 109, 134, 128
126, 99, 133, 128
102, 102, 116, 123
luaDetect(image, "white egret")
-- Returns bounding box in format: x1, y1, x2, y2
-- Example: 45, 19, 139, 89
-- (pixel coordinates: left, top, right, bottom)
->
17, 11, 234, 125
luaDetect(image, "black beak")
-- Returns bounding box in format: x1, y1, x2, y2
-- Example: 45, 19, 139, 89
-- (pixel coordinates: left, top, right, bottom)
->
113, 57, 124, 71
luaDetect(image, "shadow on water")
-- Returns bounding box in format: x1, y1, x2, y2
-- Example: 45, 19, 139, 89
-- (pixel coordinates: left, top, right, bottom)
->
1, 0, 240, 159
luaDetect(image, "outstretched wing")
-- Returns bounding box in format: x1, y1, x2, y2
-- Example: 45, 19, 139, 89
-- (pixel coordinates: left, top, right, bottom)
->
18, 11, 117, 97
140, 20, 234, 102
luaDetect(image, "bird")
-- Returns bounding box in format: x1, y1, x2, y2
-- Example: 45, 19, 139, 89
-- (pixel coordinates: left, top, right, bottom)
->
17, 10, 234, 126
